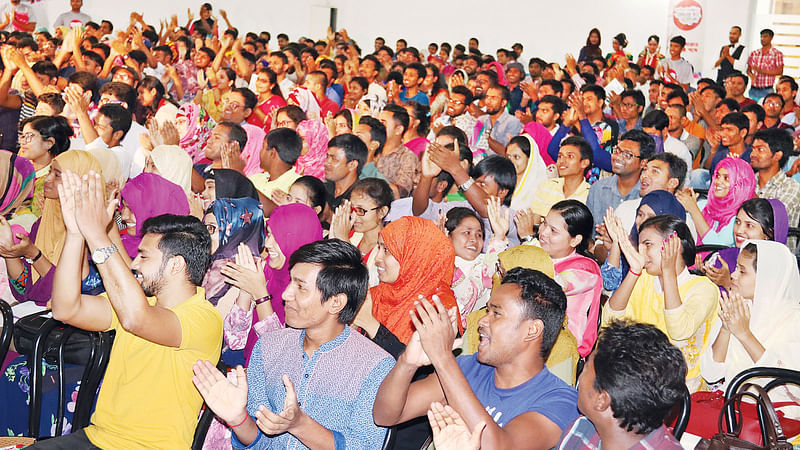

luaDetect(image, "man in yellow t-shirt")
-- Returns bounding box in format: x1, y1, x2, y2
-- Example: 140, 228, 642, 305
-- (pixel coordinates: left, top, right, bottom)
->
248, 128, 302, 215
36, 170, 221, 450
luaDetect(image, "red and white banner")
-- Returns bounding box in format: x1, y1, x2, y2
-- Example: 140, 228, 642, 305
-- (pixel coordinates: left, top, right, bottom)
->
667, 0, 706, 73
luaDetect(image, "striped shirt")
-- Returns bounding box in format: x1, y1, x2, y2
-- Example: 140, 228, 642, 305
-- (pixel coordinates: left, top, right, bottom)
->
557, 417, 682, 449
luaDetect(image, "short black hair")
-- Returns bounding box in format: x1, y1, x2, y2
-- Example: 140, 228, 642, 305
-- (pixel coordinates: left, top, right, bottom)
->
592, 321, 687, 435
642, 109, 669, 131
436, 126, 470, 162
383, 103, 410, 135
701, 83, 726, 101
717, 98, 741, 113
620, 89, 646, 108
100, 81, 137, 112
560, 136, 593, 174
471, 155, 516, 205
37, 92, 66, 114
752, 128, 793, 168
450, 85, 473, 105
266, 128, 303, 165
292, 176, 327, 214
778, 76, 798, 93
666, 89, 689, 106
726, 71, 749, 87
68, 71, 98, 95
538, 95, 567, 116
358, 116, 386, 155
742, 103, 765, 124
721, 112, 750, 131
500, 268, 567, 359
289, 239, 369, 324
760, 28, 774, 37
328, 133, 368, 174
647, 153, 687, 189
218, 121, 248, 151
580, 83, 606, 101
98, 104, 132, 139
140, 214, 212, 286
31, 61, 57, 79
541, 79, 563, 95
619, 129, 656, 159
639, 215, 694, 266
670, 35, 686, 47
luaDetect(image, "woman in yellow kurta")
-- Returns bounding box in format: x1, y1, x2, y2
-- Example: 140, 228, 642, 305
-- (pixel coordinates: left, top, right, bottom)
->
603, 214, 719, 392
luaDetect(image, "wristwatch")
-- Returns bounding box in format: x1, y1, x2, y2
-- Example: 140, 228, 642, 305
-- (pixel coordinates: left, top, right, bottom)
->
91, 244, 119, 265
458, 177, 475, 193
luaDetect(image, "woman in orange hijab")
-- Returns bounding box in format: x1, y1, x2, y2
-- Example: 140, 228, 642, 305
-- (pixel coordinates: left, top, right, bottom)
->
353, 216, 459, 357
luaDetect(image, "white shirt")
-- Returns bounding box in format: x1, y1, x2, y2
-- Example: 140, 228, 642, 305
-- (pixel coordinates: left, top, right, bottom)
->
368, 82, 387, 103
664, 135, 693, 172
86, 137, 131, 179
279, 78, 295, 98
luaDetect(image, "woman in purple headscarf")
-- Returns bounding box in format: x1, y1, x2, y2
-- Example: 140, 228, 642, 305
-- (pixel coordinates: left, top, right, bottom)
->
701, 198, 789, 292
221, 203, 323, 363
119, 173, 190, 259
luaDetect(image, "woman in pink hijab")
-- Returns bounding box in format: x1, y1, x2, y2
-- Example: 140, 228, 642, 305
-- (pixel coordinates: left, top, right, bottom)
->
294, 119, 329, 179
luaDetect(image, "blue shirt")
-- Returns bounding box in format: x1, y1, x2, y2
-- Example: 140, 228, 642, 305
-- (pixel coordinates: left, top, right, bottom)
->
586, 175, 641, 237
233, 326, 395, 449
709, 145, 752, 175
399, 88, 430, 106
457, 354, 579, 430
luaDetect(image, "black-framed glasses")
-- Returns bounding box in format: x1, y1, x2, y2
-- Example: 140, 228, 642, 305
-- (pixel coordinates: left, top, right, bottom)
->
351, 205, 380, 216
612, 146, 641, 161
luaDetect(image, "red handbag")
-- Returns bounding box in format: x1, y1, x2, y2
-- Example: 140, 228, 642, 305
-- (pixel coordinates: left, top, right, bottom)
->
687, 390, 800, 444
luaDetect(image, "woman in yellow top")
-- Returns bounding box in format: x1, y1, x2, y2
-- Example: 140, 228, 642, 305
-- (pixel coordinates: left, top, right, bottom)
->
603, 214, 719, 392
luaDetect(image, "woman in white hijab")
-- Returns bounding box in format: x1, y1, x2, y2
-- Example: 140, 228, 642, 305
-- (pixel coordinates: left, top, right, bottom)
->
507, 134, 549, 212
701, 239, 800, 415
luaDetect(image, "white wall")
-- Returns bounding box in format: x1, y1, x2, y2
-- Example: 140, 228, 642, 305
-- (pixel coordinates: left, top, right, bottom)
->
33, 0, 758, 78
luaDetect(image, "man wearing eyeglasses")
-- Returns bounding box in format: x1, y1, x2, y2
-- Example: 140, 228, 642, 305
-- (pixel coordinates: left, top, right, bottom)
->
587, 130, 657, 260
429, 86, 477, 148
221, 87, 266, 177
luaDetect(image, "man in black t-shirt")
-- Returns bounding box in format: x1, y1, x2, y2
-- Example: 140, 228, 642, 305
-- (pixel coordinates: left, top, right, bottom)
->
323, 133, 367, 210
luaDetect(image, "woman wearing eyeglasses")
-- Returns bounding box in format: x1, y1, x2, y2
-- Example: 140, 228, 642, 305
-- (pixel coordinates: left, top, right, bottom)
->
12, 116, 73, 227
329, 178, 393, 287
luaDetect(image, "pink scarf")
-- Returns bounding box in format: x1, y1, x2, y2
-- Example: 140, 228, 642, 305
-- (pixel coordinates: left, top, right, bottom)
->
702, 157, 756, 233
294, 119, 328, 179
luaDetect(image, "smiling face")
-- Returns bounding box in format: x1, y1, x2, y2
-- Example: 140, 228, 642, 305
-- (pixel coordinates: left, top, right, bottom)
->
264, 225, 286, 269
349, 190, 384, 233
374, 235, 400, 284
281, 262, 331, 329
538, 209, 580, 259
557, 145, 588, 178
611, 139, 642, 177
638, 227, 667, 275
712, 167, 731, 198
476, 283, 530, 366
733, 209, 768, 248
449, 216, 484, 261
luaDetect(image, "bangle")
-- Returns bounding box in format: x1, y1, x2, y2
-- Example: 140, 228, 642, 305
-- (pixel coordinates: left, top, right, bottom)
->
228, 414, 248, 428
24, 249, 42, 265
629, 267, 642, 277
254, 294, 272, 306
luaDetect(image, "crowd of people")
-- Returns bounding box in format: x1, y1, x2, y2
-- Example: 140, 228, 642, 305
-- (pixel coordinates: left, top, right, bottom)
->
0, 0, 798, 448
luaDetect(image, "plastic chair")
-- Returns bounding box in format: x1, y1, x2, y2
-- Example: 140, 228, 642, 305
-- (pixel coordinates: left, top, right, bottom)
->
723, 367, 800, 446
0, 300, 12, 364
672, 386, 692, 440
27, 319, 115, 438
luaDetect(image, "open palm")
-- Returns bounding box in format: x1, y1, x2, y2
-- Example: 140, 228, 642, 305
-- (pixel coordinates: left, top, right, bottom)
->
192, 361, 248, 424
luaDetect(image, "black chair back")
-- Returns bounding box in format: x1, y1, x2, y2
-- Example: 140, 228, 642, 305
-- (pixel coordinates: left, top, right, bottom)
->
673, 386, 691, 440
27, 319, 115, 438
381, 425, 397, 450
724, 367, 800, 445
0, 300, 12, 364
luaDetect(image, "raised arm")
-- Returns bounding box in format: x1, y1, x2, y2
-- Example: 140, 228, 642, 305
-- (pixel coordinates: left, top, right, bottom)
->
76, 171, 184, 347
51, 170, 113, 331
